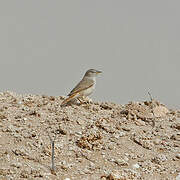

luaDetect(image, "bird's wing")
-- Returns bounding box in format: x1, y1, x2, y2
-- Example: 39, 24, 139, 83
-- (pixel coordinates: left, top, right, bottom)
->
68, 78, 94, 96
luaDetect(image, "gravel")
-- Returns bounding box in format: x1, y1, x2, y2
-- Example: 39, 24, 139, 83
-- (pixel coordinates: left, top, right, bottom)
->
0, 91, 180, 179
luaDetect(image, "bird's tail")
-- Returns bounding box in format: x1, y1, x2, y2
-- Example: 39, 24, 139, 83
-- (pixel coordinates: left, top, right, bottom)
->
61, 93, 79, 106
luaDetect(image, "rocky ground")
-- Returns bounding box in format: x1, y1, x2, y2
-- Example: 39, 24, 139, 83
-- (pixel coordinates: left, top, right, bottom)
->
0, 91, 180, 180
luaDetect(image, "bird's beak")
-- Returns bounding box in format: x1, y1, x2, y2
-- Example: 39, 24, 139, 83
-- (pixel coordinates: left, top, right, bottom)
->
96, 70, 102, 74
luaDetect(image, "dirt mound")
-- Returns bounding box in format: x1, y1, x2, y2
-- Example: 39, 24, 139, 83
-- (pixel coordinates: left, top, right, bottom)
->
0, 92, 180, 180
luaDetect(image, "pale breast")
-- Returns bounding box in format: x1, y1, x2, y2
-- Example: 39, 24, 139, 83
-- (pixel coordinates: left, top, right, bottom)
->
80, 84, 95, 97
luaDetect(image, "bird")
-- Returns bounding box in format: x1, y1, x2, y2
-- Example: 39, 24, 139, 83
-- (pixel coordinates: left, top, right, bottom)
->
61, 69, 102, 106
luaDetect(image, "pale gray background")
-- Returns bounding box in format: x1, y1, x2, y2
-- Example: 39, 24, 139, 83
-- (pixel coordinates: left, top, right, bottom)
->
0, 0, 179, 108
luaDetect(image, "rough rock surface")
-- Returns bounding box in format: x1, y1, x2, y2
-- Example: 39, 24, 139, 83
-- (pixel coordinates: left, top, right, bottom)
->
0, 91, 180, 180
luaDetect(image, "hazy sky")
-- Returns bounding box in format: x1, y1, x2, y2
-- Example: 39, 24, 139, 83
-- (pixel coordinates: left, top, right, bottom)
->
0, 0, 180, 108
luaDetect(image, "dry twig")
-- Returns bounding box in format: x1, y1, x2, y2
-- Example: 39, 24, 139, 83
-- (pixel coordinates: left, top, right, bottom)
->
47, 129, 57, 174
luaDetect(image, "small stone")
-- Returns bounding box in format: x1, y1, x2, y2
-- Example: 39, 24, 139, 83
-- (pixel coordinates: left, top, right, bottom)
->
132, 163, 140, 169
135, 119, 146, 126
113, 132, 126, 139
101, 151, 105, 155
153, 138, 161, 145
113, 134, 120, 139
101, 177, 106, 180
76, 131, 82, 135
76, 119, 85, 125
176, 153, 180, 159
108, 144, 114, 150
122, 127, 131, 131
124, 156, 129, 162
119, 132, 126, 137
11, 161, 22, 168
18, 101, 22, 104
108, 170, 121, 179
115, 158, 129, 166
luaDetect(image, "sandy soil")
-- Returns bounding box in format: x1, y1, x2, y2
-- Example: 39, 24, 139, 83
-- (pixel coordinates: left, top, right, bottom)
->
0, 91, 180, 180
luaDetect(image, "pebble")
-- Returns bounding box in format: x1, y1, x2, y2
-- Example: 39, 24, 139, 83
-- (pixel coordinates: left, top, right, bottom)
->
119, 132, 126, 137
132, 163, 140, 169
115, 158, 129, 166
113, 132, 126, 139
153, 138, 161, 145
11, 161, 22, 168
176, 153, 180, 159
75, 131, 82, 135
108, 144, 114, 150
101, 152, 105, 155
101, 177, 106, 180
122, 127, 131, 131
0, 92, 178, 179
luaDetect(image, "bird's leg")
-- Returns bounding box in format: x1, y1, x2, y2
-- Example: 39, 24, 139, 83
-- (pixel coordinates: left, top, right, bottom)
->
84, 96, 92, 104
77, 98, 84, 105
